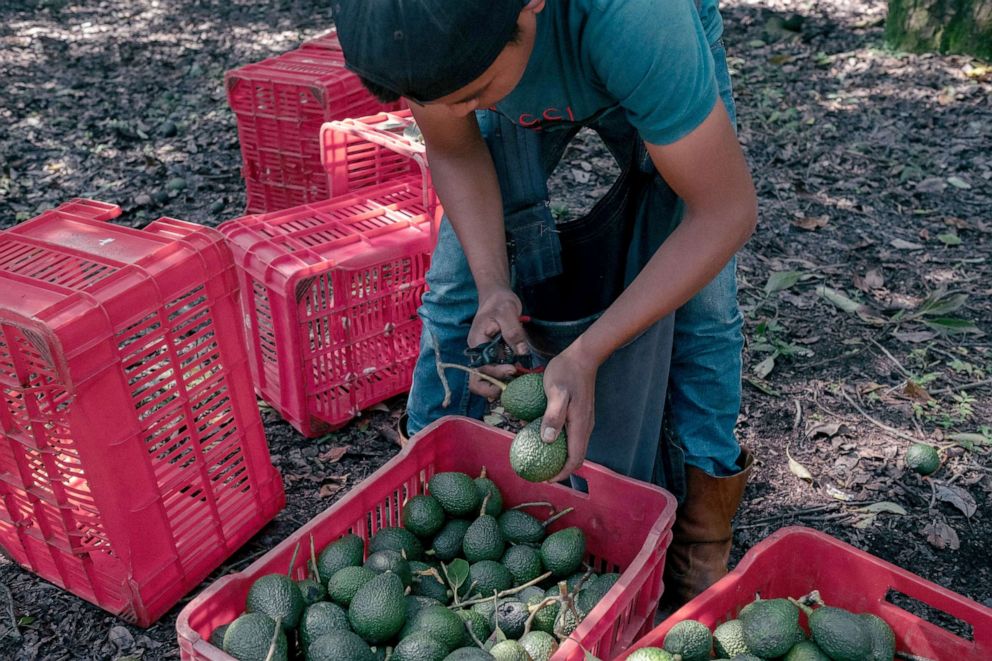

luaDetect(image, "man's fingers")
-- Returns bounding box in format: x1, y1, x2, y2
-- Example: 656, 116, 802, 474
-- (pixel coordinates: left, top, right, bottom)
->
469, 316, 502, 346
548, 454, 585, 485
468, 364, 516, 399
468, 377, 503, 400
546, 405, 593, 483
497, 316, 530, 356
541, 389, 568, 443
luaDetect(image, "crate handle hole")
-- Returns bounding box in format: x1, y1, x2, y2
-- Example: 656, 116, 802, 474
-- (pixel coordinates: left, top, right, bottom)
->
884, 588, 974, 641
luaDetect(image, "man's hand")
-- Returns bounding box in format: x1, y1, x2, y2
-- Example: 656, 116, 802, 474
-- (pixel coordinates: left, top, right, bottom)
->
466, 286, 530, 399
539, 345, 599, 483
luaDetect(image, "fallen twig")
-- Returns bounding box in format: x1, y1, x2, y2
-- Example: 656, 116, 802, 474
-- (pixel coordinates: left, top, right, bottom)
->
0, 583, 21, 643
840, 388, 924, 444
929, 378, 992, 396
870, 338, 914, 380
738, 508, 862, 530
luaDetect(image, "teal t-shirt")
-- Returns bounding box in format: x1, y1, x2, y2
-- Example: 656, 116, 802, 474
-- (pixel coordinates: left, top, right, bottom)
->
493, 0, 723, 145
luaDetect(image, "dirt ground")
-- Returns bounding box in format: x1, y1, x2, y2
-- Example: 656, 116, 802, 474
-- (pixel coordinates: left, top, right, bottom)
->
0, 0, 989, 659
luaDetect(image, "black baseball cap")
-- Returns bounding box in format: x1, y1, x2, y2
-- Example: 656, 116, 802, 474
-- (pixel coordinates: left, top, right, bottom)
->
332, 0, 527, 103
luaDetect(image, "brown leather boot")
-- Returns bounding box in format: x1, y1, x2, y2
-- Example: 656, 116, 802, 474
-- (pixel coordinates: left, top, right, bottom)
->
663, 448, 753, 608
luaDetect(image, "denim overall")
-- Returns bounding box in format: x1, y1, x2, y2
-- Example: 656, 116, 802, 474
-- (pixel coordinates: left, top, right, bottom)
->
407, 41, 743, 495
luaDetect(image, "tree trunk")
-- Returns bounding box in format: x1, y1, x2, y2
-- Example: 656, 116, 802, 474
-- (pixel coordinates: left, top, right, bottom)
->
886, 0, 992, 58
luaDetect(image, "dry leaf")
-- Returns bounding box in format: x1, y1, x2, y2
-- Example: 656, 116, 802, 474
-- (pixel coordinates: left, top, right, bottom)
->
915, 177, 947, 194
816, 286, 863, 313
793, 215, 829, 231
900, 381, 932, 402
376, 421, 403, 447
806, 422, 846, 438
788, 455, 814, 483
862, 501, 908, 515
318, 446, 350, 464
943, 217, 970, 230
753, 354, 776, 379
934, 484, 977, 517
318, 475, 349, 498
893, 330, 938, 343
852, 513, 876, 529
781, 291, 814, 309
825, 484, 855, 501
109, 626, 134, 651
924, 521, 960, 550
890, 238, 925, 250
853, 269, 885, 292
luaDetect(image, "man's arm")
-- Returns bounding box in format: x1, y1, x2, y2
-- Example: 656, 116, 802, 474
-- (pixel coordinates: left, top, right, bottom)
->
542, 99, 757, 480
409, 103, 530, 395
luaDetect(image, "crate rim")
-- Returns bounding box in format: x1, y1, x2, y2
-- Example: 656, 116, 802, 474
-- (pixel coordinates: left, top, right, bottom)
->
626, 525, 992, 660
667, 525, 992, 623
176, 415, 677, 656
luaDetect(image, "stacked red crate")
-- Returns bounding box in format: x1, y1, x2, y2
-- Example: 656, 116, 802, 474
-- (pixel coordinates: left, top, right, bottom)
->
220, 111, 437, 437
226, 42, 404, 213
0, 199, 284, 626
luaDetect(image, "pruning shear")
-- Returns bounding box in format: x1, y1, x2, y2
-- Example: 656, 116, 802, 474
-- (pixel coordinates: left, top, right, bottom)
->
465, 316, 539, 372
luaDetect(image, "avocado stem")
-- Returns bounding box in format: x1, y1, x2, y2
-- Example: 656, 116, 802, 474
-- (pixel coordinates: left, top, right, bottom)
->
450, 571, 554, 608
788, 596, 815, 617
573, 567, 595, 592
439, 561, 465, 606
479, 493, 491, 518
523, 596, 560, 636
264, 616, 282, 661
308, 534, 320, 584
542, 507, 575, 528
438, 362, 508, 391
464, 613, 489, 650
287, 540, 301, 578
510, 501, 555, 512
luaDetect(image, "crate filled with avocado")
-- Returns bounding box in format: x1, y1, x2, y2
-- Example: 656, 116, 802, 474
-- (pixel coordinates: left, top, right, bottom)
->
177, 416, 678, 660
619, 527, 992, 661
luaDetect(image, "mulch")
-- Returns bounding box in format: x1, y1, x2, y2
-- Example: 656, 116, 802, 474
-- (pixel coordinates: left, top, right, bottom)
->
0, 0, 988, 658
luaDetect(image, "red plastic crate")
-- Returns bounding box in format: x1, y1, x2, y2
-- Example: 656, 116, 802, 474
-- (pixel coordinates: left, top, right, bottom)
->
176, 416, 677, 660
226, 47, 404, 213
220, 111, 436, 437
0, 200, 285, 627
300, 29, 343, 53
621, 526, 992, 660
321, 110, 430, 200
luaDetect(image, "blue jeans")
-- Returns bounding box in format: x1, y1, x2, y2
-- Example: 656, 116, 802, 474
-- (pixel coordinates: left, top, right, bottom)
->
408, 40, 744, 481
